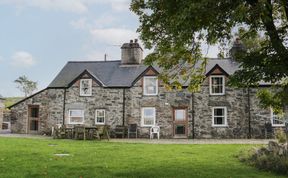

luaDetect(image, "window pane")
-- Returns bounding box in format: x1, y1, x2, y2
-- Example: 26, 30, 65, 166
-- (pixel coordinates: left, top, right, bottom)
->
70, 110, 83, 117
144, 108, 154, 117
70, 117, 83, 123
272, 113, 284, 125
214, 108, 224, 116
97, 110, 105, 117
214, 117, 224, 125
80, 79, 92, 95
144, 77, 157, 94
211, 77, 224, 94
144, 117, 154, 125
97, 117, 104, 123
175, 110, 185, 120
30, 108, 39, 118
175, 125, 186, 135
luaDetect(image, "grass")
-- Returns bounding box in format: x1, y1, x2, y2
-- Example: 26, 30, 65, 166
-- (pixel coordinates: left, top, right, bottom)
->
3, 97, 23, 108
0, 137, 284, 178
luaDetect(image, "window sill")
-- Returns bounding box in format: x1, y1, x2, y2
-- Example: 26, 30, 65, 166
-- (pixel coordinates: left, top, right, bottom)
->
272, 125, 285, 127
95, 123, 105, 125
209, 93, 225, 96
212, 125, 228, 128
143, 94, 158, 96
141, 125, 154, 127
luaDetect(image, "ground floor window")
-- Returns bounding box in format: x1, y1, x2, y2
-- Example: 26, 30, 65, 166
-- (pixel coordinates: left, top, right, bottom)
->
95, 109, 105, 125
141, 107, 156, 126
212, 107, 227, 127
68, 110, 84, 124
271, 109, 285, 127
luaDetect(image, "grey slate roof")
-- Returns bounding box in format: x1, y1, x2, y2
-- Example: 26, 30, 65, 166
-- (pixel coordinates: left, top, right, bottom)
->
48, 58, 240, 88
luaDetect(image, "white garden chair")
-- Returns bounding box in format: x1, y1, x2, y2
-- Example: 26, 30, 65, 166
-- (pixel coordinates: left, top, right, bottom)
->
150, 126, 160, 139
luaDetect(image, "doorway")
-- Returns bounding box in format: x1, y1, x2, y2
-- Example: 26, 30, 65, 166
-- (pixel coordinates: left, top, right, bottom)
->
173, 108, 188, 138
28, 105, 39, 133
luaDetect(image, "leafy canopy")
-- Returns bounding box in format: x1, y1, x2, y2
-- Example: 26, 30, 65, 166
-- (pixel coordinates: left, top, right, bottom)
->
131, 0, 288, 111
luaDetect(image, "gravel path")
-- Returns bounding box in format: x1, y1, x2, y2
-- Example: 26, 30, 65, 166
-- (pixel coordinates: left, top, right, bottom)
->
0, 133, 274, 144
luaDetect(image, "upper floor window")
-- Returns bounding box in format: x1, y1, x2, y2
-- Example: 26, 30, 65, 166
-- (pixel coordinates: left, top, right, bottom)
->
212, 107, 227, 127
80, 79, 92, 96
271, 109, 285, 127
141, 107, 156, 127
209, 75, 225, 95
143, 76, 158, 96
68, 109, 84, 124
95, 109, 105, 125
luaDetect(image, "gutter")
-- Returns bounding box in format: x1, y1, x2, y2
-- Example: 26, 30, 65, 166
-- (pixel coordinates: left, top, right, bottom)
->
122, 88, 126, 126
62, 88, 67, 125
191, 92, 195, 139
247, 87, 251, 139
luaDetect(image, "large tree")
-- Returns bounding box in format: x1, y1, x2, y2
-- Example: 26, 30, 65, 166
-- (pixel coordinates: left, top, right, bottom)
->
14, 75, 37, 97
131, 0, 288, 112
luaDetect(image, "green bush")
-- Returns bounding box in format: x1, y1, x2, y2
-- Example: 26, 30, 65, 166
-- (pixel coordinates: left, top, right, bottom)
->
275, 129, 287, 144
238, 147, 288, 175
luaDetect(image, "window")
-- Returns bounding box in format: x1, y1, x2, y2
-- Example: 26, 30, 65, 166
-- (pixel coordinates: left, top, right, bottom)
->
68, 110, 84, 124
95, 109, 105, 125
209, 76, 225, 95
80, 79, 92, 96
271, 109, 285, 127
141, 107, 156, 126
212, 107, 227, 127
30, 107, 39, 118
175, 109, 186, 121
143, 76, 158, 95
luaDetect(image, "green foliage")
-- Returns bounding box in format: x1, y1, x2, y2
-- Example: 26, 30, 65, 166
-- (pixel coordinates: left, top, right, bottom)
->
14, 75, 37, 97
275, 129, 287, 144
131, 0, 288, 110
239, 146, 288, 175
0, 137, 284, 178
3, 97, 23, 108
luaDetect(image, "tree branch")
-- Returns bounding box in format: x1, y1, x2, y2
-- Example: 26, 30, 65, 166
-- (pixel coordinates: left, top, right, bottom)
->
261, 0, 288, 58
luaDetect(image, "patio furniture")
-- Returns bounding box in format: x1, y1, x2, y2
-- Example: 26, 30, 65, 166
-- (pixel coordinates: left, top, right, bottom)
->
114, 125, 126, 138
98, 125, 110, 140
74, 126, 85, 140
128, 124, 138, 138
150, 126, 160, 139
264, 122, 273, 139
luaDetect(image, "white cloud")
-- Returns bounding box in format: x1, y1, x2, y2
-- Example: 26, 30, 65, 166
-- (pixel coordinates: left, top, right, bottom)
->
90, 27, 138, 45
11, 51, 36, 67
0, 0, 130, 13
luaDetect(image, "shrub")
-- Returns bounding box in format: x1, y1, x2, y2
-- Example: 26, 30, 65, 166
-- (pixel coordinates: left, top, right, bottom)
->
238, 146, 288, 175
275, 129, 287, 144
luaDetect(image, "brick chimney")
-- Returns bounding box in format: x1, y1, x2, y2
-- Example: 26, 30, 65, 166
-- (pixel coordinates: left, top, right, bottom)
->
121, 39, 143, 64
229, 37, 246, 60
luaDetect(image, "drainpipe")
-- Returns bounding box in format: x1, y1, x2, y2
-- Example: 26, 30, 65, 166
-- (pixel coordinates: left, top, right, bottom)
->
247, 87, 251, 139
122, 88, 126, 126
62, 88, 67, 126
191, 92, 195, 139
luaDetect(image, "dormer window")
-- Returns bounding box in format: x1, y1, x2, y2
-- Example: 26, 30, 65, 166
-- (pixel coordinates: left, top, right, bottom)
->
80, 79, 92, 96
209, 75, 225, 95
143, 76, 158, 96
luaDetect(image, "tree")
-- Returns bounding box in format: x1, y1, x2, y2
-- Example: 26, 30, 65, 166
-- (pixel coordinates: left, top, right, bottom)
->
131, 0, 288, 112
14, 75, 37, 97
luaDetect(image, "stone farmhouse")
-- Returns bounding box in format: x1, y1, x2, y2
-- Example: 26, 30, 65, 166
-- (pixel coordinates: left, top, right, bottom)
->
8, 40, 287, 138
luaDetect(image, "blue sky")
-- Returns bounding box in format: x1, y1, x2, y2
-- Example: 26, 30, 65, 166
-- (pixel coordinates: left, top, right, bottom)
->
0, 0, 219, 97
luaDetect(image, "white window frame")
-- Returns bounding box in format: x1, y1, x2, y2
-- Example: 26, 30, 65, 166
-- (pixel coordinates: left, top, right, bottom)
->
80, 79, 92, 96
212, 107, 227, 127
68, 109, 84, 124
271, 109, 285, 127
141, 107, 156, 127
95, 109, 105, 125
143, 76, 158, 96
209, 75, 225, 95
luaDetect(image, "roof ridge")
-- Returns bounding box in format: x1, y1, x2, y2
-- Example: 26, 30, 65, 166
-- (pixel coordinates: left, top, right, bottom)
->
67, 60, 121, 63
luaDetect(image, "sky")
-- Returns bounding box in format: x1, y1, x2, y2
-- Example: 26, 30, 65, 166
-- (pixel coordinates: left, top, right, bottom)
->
0, 0, 219, 97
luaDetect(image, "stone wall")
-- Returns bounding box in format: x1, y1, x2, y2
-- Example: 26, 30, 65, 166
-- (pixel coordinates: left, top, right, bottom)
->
8, 74, 286, 138
10, 89, 64, 134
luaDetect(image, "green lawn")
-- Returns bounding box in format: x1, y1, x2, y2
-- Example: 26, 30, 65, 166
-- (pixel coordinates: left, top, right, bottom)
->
0, 138, 283, 178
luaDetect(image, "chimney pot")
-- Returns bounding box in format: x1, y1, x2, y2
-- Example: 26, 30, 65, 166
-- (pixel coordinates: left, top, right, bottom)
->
130, 39, 133, 43
134, 39, 138, 43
